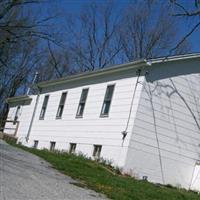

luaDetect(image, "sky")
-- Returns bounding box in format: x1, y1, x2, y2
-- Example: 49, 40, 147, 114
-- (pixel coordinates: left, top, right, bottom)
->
32, 0, 200, 53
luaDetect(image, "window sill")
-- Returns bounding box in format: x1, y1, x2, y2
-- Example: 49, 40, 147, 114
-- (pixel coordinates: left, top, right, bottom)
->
100, 114, 109, 118
76, 115, 83, 119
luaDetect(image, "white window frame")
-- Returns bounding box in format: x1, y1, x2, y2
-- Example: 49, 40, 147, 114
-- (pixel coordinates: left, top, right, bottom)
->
76, 88, 89, 118
100, 84, 115, 117
56, 92, 67, 119
39, 95, 49, 120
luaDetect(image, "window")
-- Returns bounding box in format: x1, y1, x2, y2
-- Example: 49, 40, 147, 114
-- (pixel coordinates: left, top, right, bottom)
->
76, 88, 89, 117
39, 95, 49, 120
93, 145, 102, 159
33, 140, 39, 149
13, 105, 21, 124
56, 92, 67, 119
69, 143, 76, 154
101, 85, 115, 116
50, 141, 56, 151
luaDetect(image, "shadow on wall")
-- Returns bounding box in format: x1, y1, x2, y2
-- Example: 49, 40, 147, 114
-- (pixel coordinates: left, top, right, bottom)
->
146, 59, 200, 83
144, 59, 200, 131
141, 59, 200, 186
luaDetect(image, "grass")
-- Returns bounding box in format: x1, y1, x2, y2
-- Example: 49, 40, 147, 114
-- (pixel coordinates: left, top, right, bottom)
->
5, 139, 200, 200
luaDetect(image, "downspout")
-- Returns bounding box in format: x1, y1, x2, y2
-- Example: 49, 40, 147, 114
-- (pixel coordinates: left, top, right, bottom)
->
121, 68, 142, 145
26, 87, 41, 142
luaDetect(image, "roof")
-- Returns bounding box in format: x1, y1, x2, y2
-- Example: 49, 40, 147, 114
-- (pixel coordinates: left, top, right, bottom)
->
6, 53, 200, 103
37, 59, 146, 88
37, 53, 200, 89
6, 95, 32, 104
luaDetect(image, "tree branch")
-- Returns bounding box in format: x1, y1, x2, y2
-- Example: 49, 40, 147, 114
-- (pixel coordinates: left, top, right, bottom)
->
169, 20, 200, 54
47, 40, 62, 78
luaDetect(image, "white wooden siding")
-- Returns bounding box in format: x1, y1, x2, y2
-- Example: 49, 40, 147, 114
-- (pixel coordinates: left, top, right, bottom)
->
124, 60, 200, 190
5, 58, 200, 191
4, 97, 36, 142
27, 69, 143, 167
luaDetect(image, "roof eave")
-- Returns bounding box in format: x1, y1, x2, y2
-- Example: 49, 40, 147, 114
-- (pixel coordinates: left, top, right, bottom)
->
37, 60, 147, 88
149, 53, 200, 64
6, 95, 32, 104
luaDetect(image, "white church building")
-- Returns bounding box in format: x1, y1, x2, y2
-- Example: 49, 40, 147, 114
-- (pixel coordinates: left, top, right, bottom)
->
4, 53, 200, 191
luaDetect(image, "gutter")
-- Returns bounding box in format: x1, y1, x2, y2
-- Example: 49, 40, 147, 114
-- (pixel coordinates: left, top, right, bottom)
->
37, 60, 146, 88
34, 53, 200, 89
149, 52, 200, 64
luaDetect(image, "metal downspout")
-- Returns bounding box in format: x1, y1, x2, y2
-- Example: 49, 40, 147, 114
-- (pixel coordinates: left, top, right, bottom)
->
26, 88, 40, 142
121, 68, 142, 145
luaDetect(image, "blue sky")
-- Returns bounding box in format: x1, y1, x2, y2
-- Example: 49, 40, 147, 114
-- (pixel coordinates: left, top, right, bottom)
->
35, 0, 200, 53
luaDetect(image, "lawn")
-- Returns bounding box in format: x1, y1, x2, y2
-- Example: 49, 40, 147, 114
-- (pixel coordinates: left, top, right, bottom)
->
5, 139, 200, 200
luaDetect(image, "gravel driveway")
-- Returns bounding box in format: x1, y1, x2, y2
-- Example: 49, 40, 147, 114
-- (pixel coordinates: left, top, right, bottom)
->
0, 140, 107, 200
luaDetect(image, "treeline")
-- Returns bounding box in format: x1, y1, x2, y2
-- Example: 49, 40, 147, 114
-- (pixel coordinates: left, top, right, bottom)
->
0, 0, 198, 127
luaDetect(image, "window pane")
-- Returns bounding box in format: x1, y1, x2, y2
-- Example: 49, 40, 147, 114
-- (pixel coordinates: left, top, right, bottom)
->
57, 106, 64, 118
40, 108, 45, 119
43, 95, 49, 107
101, 85, 115, 116
80, 89, 88, 102
69, 143, 76, 154
102, 101, 111, 115
105, 85, 114, 100
33, 140, 39, 149
50, 141, 56, 151
40, 95, 49, 119
60, 92, 67, 105
15, 106, 21, 118
76, 89, 89, 117
77, 103, 84, 116
93, 145, 102, 159
56, 92, 67, 118
14, 105, 21, 124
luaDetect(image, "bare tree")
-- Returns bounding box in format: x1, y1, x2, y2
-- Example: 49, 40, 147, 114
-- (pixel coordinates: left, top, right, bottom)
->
63, 1, 190, 71
0, 38, 41, 127
169, 0, 200, 52
0, 0, 193, 128
0, 0, 59, 127
64, 2, 122, 71
0, 0, 59, 68
119, 0, 190, 61
36, 42, 71, 82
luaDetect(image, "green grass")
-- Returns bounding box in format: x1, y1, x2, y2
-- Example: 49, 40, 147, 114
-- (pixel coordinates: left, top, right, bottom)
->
5, 140, 200, 200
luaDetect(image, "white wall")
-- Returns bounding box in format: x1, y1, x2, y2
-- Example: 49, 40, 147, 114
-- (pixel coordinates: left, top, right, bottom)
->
6, 58, 200, 191
4, 105, 19, 135
124, 59, 200, 190
26, 68, 143, 167
4, 96, 36, 143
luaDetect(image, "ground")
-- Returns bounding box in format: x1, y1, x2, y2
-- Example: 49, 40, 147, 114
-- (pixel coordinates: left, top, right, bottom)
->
0, 140, 107, 200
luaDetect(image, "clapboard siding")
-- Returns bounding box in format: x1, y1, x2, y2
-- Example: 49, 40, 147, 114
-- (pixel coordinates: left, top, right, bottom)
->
26, 69, 143, 167
5, 55, 200, 191
4, 97, 36, 141
124, 60, 200, 190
